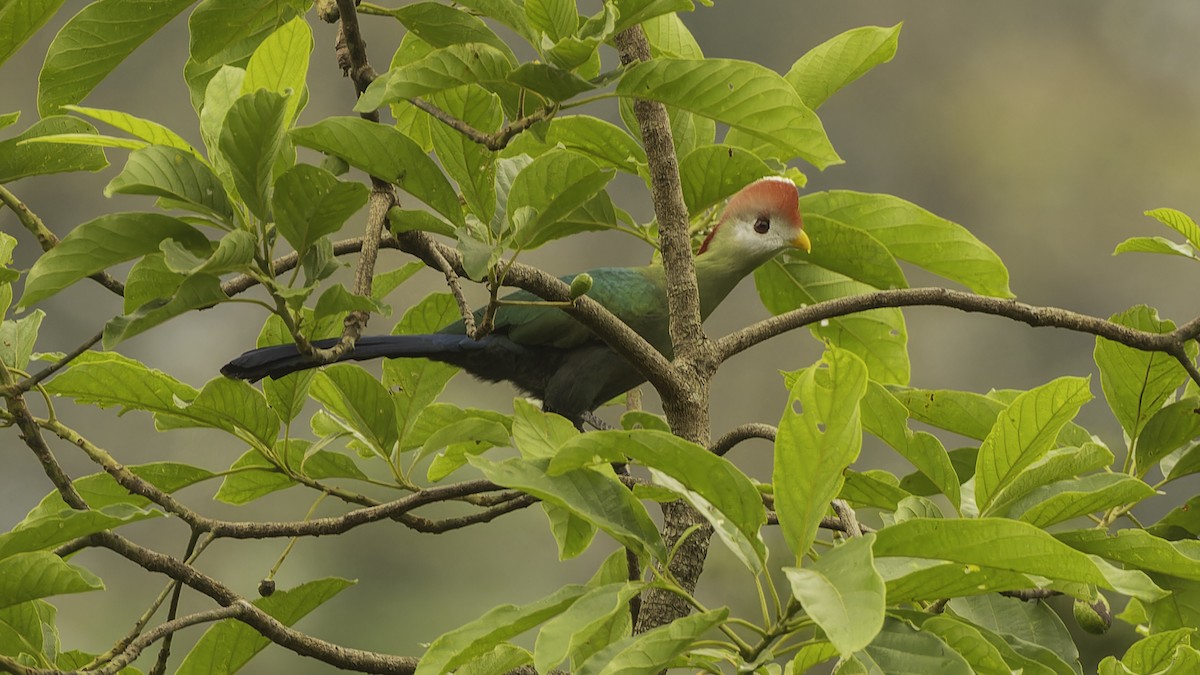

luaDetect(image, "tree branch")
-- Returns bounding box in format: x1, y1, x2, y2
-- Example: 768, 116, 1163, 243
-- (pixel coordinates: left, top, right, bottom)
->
709, 423, 777, 456
718, 286, 1200, 386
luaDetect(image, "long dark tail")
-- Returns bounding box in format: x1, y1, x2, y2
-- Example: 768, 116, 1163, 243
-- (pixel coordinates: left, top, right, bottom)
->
221, 334, 488, 382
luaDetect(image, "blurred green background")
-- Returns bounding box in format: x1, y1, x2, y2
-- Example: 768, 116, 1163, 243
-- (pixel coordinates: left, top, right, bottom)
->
2, 1, 1199, 671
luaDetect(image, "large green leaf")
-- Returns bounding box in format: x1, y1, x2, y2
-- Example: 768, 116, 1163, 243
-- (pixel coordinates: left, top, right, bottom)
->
44, 352, 199, 416
359, 43, 513, 111
219, 89, 289, 219
156, 376, 280, 449
214, 440, 368, 504
241, 16, 312, 122
1, 505, 160, 560
28, 461, 214, 519
1135, 397, 1200, 476
533, 582, 640, 673
19, 212, 208, 308
610, 0, 694, 35
575, 609, 727, 675
774, 347, 869, 557
800, 191, 1012, 297
984, 442, 1115, 518
309, 365, 399, 460
861, 382, 961, 510
272, 164, 368, 254
974, 376, 1092, 515
507, 149, 615, 248
428, 85, 501, 223
388, 1, 516, 60
416, 584, 589, 675
105, 145, 233, 222
1095, 305, 1195, 440
469, 456, 665, 560
784, 534, 885, 656
948, 595, 1079, 673
879, 558, 1033, 604
678, 145, 772, 216
1056, 529, 1200, 581
1007, 474, 1155, 527
786, 24, 901, 110
0, 310, 42, 371
65, 104, 197, 152
0, 0, 66, 68
1144, 208, 1200, 249
103, 272, 229, 347
0, 116, 107, 183
550, 429, 766, 572
853, 617, 973, 675
873, 518, 1164, 600
502, 115, 647, 176
37, 0, 194, 115
177, 578, 354, 675
0, 552, 102, 610
755, 258, 909, 384
617, 58, 840, 168
290, 117, 464, 226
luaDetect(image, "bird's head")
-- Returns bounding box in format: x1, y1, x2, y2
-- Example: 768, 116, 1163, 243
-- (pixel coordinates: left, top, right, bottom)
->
697, 177, 810, 264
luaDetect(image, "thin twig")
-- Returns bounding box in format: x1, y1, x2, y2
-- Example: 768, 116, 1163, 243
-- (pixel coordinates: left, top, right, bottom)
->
831, 500, 863, 538
709, 423, 777, 456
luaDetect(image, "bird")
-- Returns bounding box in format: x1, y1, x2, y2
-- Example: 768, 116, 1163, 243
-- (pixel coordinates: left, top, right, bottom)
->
222, 177, 811, 426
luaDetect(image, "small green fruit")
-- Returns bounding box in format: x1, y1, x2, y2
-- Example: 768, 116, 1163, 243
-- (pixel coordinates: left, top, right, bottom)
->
569, 273, 593, 300
1073, 593, 1112, 634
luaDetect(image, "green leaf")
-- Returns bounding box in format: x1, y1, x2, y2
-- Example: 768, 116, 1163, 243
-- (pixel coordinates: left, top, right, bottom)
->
861, 382, 960, 510
0, 116, 107, 183
1, 505, 160, 560
873, 517, 1163, 599
215, 440, 368, 504
1145, 208, 1200, 250
0, 599, 58, 664
28, 462, 214, 520
37, 0, 194, 115
1098, 306, 1196, 441
507, 62, 601, 101
534, 582, 639, 673
610, 0, 695, 34
784, 534, 885, 656
1008, 474, 1155, 527
0, 310, 43, 371
855, 617, 973, 675
272, 163, 368, 254
617, 58, 840, 168
177, 578, 353, 675
541, 503, 598, 560
512, 398, 578, 458
919, 615, 1014, 675
469, 456, 665, 560
387, 294, 462, 448
502, 115, 646, 176
879, 558, 1033, 604
1118, 628, 1196, 674
1114, 236, 1199, 260
755, 258, 909, 384
44, 351, 199, 416
291, 117, 464, 226
948, 595, 1079, 672
360, 43, 513, 110
786, 24, 901, 110
507, 149, 615, 248
1140, 575, 1200, 633
0, 1, 65, 68
242, 16, 312, 122
0, 552, 102, 610
1135, 397, 1200, 477
525, 0, 575, 42
1150, 494, 1200, 540
839, 470, 911, 510
388, 2, 516, 60
974, 376, 1092, 515
309, 365, 399, 459
19, 212, 207, 308
678, 145, 773, 216
891, 387, 1003, 440
416, 584, 589, 675
983, 442, 1114, 517
550, 429, 767, 572
774, 348, 869, 557
65, 104, 197, 152
800, 191, 1013, 297
103, 272, 229, 348
158, 376, 280, 449
105, 145, 233, 222
219, 89, 289, 219
1056, 529, 1200, 581
576, 608, 727, 675
429, 85, 501, 223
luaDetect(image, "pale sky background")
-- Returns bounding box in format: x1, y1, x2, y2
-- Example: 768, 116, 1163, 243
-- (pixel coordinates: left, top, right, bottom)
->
2, 1, 1199, 671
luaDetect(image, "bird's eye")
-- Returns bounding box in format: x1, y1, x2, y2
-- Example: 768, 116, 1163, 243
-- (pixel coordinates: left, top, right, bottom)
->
753, 217, 770, 234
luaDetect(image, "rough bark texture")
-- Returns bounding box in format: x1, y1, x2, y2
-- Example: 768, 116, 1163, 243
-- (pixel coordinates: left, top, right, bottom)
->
614, 25, 717, 635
